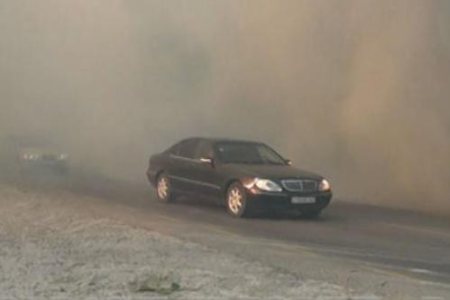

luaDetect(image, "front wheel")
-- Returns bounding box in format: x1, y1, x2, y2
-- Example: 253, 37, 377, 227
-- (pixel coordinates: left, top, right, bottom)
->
226, 183, 251, 218
156, 173, 175, 203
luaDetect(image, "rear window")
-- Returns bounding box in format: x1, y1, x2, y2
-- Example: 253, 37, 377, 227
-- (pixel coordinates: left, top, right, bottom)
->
165, 143, 182, 155
177, 139, 199, 159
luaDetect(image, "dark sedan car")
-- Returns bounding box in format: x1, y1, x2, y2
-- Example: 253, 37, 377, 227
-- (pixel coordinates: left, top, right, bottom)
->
146, 138, 332, 218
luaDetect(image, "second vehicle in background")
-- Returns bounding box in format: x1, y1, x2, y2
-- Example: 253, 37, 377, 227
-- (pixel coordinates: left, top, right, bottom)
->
10, 136, 70, 176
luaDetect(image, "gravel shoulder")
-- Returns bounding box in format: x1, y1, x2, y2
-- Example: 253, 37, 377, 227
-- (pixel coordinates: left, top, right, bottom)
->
0, 184, 372, 300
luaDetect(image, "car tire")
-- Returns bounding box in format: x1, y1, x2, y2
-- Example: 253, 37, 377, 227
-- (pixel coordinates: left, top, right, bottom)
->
226, 182, 250, 218
156, 173, 175, 203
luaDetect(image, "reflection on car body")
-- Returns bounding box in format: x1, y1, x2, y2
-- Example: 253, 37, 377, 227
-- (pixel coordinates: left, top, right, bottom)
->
147, 138, 332, 218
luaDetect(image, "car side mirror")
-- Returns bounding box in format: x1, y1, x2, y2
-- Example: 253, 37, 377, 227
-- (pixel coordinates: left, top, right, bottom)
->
200, 157, 215, 168
285, 159, 292, 166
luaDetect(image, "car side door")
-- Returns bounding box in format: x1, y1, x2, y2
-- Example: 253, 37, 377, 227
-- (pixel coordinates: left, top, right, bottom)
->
169, 139, 201, 194
190, 140, 223, 199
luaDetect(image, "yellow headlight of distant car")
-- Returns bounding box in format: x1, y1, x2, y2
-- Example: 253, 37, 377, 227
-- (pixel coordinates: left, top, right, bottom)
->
23, 154, 39, 160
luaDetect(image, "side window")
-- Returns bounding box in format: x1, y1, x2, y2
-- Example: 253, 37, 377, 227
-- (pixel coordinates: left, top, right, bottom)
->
258, 146, 283, 163
178, 139, 199, 159
195, 141, 213, 160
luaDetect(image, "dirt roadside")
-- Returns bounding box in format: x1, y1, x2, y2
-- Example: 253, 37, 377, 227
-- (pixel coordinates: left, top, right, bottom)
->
0, 184, 373, 300
1, 182, 449, 300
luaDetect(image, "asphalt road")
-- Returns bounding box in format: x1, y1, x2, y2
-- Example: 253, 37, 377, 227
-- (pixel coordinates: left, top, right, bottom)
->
60, 172, 450, 290
5, 168, 449, 297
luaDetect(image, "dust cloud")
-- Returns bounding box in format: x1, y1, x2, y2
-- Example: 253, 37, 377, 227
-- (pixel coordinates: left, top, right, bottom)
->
1, 0, 449, 214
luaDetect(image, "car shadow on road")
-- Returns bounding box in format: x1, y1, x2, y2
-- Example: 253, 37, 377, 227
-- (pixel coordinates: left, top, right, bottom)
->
173, 195, 335, 222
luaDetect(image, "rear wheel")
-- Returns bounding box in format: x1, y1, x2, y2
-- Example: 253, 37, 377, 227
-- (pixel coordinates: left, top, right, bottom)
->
156, 173, 175, 203
226, 183, 250, 218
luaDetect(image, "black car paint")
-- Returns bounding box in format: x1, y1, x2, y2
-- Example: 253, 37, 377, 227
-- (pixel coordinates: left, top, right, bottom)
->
147, 138, 332, 211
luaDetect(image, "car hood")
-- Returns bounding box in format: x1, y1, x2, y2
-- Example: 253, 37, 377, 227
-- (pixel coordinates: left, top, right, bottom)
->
223, 164, 323, 180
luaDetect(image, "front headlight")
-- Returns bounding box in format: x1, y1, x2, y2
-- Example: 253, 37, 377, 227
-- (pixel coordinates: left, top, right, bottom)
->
319, 179, 331, 192
23, 154, 39, 160
243, 178, 283, 192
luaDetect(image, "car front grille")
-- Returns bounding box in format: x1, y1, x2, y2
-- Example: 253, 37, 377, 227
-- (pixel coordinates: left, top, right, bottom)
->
281, 180, 318, 192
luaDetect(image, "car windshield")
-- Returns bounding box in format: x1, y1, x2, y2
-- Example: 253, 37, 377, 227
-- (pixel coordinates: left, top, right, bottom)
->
215, 142, 287, 165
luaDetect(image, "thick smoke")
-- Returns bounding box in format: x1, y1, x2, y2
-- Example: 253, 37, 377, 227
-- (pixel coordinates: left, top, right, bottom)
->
1, 0, 449, 214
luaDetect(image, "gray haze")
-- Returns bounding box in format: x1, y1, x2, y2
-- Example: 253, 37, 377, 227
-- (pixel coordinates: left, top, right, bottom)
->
1, 0, 449, 214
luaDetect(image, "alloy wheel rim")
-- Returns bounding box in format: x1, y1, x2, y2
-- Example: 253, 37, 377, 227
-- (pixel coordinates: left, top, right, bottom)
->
157, 177, 169, 200
228, 188, 243, 214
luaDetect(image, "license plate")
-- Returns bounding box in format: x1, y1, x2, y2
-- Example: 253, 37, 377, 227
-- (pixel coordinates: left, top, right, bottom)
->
291, 197, 316, 204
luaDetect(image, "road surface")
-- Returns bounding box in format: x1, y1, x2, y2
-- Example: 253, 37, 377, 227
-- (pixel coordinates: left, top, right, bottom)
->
10, 172, 450, 298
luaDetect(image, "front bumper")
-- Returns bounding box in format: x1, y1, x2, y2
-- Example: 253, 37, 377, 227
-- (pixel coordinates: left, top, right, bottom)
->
246, 190, 332, 212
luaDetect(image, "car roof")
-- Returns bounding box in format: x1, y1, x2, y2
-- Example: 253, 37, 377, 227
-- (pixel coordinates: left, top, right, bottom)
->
185, 137, 263, 145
